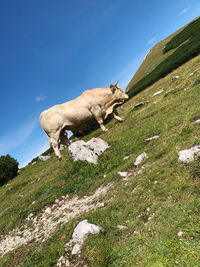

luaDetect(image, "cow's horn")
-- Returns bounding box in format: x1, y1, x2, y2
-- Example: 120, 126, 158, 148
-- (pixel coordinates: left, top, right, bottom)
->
114, 81, 119, 86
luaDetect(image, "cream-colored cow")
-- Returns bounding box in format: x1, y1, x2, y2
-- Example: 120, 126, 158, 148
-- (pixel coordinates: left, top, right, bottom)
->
40, 81, 129, 160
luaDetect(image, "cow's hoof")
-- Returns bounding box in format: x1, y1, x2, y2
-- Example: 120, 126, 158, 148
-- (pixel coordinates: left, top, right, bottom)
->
58, 157, 62, 161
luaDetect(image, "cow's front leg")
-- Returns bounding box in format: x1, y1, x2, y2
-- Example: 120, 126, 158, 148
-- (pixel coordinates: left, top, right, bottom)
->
91, 105, 108, 132
113, 112, 124, 122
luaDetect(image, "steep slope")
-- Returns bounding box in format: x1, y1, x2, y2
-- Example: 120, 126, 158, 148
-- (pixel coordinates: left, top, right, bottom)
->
127, 28, 184, 90
0, 52, 200, 266
127, 16, 200, 97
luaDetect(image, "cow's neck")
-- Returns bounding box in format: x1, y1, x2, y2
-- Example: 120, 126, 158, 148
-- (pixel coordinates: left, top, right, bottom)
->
103, 97, 120, 116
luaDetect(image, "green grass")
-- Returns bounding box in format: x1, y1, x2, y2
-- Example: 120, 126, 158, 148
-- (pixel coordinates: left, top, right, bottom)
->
1, 53, 200, 266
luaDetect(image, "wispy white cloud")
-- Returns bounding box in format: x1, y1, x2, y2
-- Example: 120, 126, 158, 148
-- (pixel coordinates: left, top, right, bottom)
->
147, 37, 156, 45
0, 118, 38, 156
35, 96, 46, 102
179, 6, 190, 16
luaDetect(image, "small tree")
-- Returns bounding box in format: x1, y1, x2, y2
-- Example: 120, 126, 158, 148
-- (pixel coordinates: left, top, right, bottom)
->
0, 154, 19, 186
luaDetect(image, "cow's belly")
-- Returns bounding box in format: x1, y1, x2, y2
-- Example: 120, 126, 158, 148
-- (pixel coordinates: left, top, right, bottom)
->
62, 107, 93, 128
41, 104, 93, 133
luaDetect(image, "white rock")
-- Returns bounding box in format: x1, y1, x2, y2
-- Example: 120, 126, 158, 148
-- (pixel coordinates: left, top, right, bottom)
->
194, 119, 200, 124
178, 146, 200, 163
123, 154, 133, 160
117, 171, 128, 177
26, 213, 33, 221
57, 255, 70, 266
96, 202, 104, 208
145, 135, 159, 141
39, 155, 51, 161
72, 220, 101, 245
132, 101, 149, 110
71, 244, 82, 255
59, 144, 66, 151
134, 152, 148, 166
172, 76, 180, 80
68, 138, 109, 164
117, 225, 127, 230
178, 230, 183, 237
45, 207, 51, 214
134, 102, 145, 108
153, 89, 164, 96
58, 255, 63, 263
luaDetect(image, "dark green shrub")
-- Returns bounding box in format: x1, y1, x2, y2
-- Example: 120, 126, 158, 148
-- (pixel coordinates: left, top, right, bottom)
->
0, 154, 19, 186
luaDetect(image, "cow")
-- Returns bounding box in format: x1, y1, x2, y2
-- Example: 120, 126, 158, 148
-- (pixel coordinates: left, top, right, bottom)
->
39, 81, 129, 160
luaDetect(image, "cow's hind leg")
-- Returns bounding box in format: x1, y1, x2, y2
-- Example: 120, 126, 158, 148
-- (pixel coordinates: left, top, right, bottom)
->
50, 131, 62, 160
91, 105, 108, 132
60, 129, 70, 146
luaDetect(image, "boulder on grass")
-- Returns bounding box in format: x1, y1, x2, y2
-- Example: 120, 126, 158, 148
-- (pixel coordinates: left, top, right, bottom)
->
178, 146, 200, 163
39, 155, 51, 161
68, 138, 109, 164
134, 152, 148, 166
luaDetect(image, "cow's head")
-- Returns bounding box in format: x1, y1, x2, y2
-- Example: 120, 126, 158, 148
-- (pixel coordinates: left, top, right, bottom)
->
110, 81, 129, 103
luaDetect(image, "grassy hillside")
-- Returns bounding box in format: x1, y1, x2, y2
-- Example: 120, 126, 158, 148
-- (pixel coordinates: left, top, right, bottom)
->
127, 26, 184, 90
127, 16, 200, 98
0, 51, 200, 266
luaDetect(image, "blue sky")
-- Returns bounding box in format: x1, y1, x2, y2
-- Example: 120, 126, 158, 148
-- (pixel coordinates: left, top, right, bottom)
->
0, 0, 199, 167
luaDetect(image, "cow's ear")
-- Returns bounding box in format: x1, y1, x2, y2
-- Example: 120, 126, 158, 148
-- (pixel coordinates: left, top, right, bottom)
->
110, 84, 113, 88
111, 86, 116, 93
